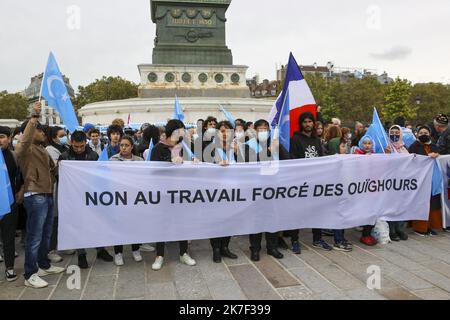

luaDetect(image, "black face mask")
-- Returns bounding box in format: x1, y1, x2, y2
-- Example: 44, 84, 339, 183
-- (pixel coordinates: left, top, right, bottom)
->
390, 134, 401, 143
418, 135, 431, 144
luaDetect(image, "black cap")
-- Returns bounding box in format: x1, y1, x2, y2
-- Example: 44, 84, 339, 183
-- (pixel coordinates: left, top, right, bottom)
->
20, 120, 45, 134
0, 126, 11, 137
435, 114, 449, 125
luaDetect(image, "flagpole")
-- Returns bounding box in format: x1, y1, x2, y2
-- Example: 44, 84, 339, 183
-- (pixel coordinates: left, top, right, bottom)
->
38, 66, 47, 103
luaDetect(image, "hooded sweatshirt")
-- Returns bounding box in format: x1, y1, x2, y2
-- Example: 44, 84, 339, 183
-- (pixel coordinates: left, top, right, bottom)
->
290, 113, 324, 159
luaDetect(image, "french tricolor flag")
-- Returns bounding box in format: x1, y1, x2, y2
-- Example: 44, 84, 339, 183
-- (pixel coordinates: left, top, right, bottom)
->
268, 53, 317, 151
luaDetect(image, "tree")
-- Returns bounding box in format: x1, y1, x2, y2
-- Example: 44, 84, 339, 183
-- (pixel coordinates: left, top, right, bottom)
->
382, 78, 416, 121
339, 77, 385, 125
73, 76, 138, 110
304, 73, 343, 122
0, 91, 29, 120
410, 83, 450, 125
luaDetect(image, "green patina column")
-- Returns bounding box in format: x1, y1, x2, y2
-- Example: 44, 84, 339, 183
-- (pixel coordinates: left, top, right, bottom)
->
151, 0, 233, 65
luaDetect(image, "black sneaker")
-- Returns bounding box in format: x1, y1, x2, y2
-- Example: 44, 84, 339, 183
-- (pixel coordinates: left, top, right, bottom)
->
390, 234, 400, 241
333, 242, 352, 252
313, 240, 333, 251
5, 269, 17, 282
278, 237, 289, 250
97, 249, 113, 262
428, 229, 438, 236
267, 248, 284, 259
398, 232, 408, 241
342, 239, 353, 248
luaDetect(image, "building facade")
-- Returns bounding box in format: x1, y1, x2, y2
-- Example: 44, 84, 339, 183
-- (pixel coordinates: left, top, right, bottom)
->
24, 73, 75, 126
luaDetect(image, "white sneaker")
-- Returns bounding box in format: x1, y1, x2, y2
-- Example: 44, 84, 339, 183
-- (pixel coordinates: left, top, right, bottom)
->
14, 251, 18, 258
180, 253, 196, 266
139, 244, 155, 252
132, 250, 143, 262
114, 253, 124, 266
38, 265, 66, 277
48, 251, 63, 263
0, 254, 3, 262
25, 274, 49, 289
152, 256, 164, 270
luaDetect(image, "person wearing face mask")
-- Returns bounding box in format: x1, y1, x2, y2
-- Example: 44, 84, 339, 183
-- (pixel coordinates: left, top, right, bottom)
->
245, 119, 289, 262
385, 125, 409, 241
289, 113, 333, 253
204, 121, 239, 263
233, 122, 247, 163
200, 116, 218, 162
409, 125, 442, 236
45, 126, 68, 165
44, 126, 70, 264
386, 125, 409, 154
150, 120, 196, 270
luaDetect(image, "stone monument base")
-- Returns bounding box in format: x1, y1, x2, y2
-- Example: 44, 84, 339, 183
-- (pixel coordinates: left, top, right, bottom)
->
79, 96, 274, 126
138, 64, 250, 98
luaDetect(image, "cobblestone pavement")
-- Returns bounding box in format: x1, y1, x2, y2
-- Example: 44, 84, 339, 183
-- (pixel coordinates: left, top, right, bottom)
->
1, 229, 450, 300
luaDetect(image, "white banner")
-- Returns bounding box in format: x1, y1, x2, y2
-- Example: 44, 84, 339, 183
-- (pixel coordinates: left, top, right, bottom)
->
437, 155, 450, 227
58, 154, 434, 250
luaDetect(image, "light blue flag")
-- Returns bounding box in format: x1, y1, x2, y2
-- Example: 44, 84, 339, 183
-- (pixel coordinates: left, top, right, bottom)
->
98, 146, 109, 162
146, 139, 154, 162
0, 151, 14, 219
271, 127, 280, 161
366, 108, 389, 154
41, 52, 79, 133
216, 148, 227, 161
219, 105, 236, 128
401, 127, 416, 148
173, 95, 185, 121
431, 161, 443, 196
246, 138, 261, 154
228, 149, 236, 164
182, 141, 194, 160
277, 90, 290, 152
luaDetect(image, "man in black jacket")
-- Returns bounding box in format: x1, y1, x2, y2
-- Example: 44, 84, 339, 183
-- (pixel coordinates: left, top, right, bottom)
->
435, 114, 450, 155
58, 131, 113, 268
289, 112, 333, 252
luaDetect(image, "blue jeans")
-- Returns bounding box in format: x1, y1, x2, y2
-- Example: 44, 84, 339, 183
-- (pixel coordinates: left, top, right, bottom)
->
334, 229, 345, 244
23, 194, 54, 279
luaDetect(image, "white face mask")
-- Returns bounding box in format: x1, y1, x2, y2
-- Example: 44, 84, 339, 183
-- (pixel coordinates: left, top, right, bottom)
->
207, 128, 216, 135
257, 131, 269, 142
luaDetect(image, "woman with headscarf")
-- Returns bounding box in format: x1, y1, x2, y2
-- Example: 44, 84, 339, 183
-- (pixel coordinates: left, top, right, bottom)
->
408, 125, 442, 236
385, 125, 409, 241
353, 135, 378, 246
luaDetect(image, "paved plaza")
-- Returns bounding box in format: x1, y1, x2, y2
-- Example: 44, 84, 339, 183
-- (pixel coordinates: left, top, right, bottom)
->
2, 229, 450, 300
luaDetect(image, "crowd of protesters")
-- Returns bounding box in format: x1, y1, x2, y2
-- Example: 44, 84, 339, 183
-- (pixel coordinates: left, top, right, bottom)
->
1, 100, 449, 288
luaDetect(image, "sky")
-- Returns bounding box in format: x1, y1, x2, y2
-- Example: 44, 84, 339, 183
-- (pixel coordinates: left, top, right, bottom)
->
1, 0, 450, 93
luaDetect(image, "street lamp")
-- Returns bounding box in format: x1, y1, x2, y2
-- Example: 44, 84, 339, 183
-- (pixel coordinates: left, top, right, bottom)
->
415, 95, 421, 105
